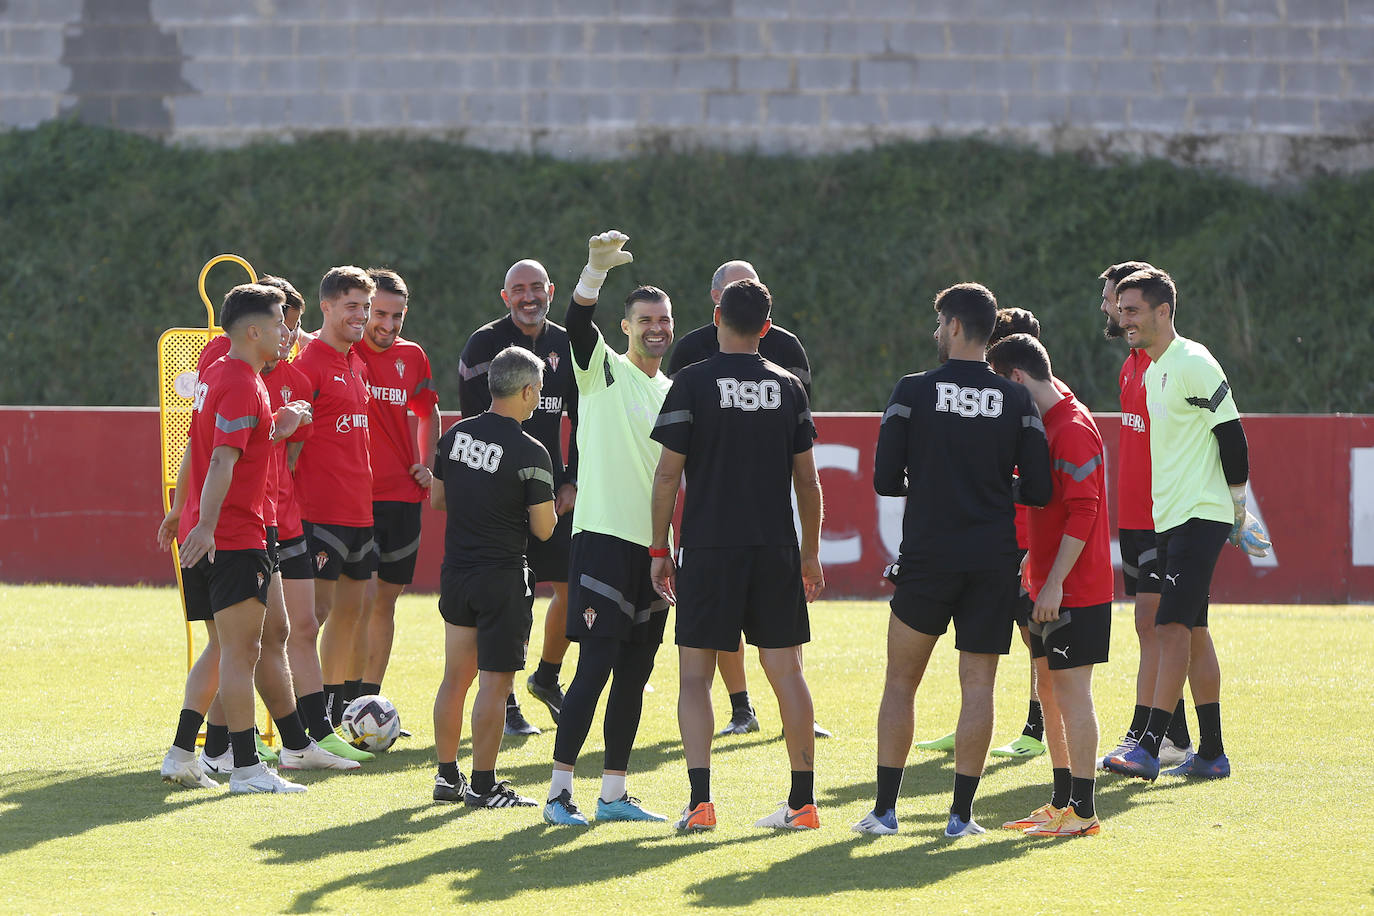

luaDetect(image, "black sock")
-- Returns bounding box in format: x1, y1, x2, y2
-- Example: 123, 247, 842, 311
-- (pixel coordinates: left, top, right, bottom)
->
173, 708, 204, 753
438, 761, 460, 784
534, 659, 561, 688
688, 767, 711, 807
950, 773, 980, 822
344, 679, 363, 703
1140, 707, 1173, 757
360, 681, 381, 697
299, 691, 332, 741
788, 770, 815, 810
1165, 697, 1191, 746
471, 769, 495, 794
1070, 776, 1096, 818
728, 690, 752, 714
1127, 704, 1149, 741
324, 684, 344, 726
1022, 699, 1045, 741
204, 722, 230, 758
274, 709, 310, 752
229, 728, 259, 769
874, 765, 903, 814
506, 692, 520, 709
1195, 702, 1224, 759
1051, 767, 1071, 809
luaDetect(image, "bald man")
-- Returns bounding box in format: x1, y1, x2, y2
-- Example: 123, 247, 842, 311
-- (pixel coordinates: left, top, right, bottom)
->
666, 260, 829, 739
458, 258, 580, 736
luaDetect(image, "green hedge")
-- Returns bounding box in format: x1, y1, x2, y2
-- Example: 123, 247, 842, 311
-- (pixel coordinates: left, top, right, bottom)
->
2, 121, 1371, 412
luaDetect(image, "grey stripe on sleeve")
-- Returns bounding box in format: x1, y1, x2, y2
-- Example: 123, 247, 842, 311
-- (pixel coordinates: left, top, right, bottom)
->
1022, 414, 1045, 434
882, 403, 911, 423
215, 413, 260, 433
1053, 454, 1104, 482
458, 359, 490, 381
518, 466, 556, 489
654, 410, 692, 428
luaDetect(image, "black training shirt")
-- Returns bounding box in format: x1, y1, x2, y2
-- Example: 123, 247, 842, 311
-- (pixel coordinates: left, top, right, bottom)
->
873, 358, 1051, 571
652, 352, 816, 548
433, 412, 555, 569
667, 322, 813, 400
457, 315, 578, 488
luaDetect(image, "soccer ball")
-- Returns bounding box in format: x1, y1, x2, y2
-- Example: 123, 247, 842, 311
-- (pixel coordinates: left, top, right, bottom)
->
340, 694, 401, 752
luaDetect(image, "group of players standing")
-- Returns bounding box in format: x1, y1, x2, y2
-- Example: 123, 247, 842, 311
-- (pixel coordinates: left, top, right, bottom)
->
158, 228, 1269, 839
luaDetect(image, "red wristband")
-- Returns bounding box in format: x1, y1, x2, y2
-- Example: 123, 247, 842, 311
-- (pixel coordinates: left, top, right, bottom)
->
648, 547, 670, 558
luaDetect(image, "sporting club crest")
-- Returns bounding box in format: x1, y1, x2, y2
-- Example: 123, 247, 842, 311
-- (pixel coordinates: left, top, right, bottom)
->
547, 351, 560, 372
280, 385, 292, 402
583, 607, 596, 629
256, 572, 265, 589
316, 551, 329, 571
1161, 373, 1168, 390
395, 359, 406, 379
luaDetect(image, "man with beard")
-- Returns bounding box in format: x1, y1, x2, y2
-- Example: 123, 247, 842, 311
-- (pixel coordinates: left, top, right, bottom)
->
459, 260, 579, 736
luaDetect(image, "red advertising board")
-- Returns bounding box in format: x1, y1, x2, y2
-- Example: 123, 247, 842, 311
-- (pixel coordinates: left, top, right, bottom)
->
2, 407, 1371, 603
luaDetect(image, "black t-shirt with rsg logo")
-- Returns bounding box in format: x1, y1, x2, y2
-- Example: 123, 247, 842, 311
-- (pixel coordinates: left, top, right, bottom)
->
874, 358, 1051, 571
433, 412, 555, 569
652, 352, 816, 548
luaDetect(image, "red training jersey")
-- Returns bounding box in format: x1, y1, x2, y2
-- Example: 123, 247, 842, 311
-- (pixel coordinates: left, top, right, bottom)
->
1026, 388, 1114, 608
352, 337, 439, 503
1013, 378, 1072, 551
178, 355, 275, 551
263, 359, 313, 538
1117, 348, 1154, 530
292, 337, 373, 527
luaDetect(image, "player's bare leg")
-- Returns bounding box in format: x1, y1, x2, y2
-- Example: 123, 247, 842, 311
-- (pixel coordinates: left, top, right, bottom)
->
1026, 664, 1101, 835
1002, 655, 1073, 831
318, 574, 367, 723
876, 614, 938, 770
678, 647, 718, 769
539, 582, 571, 668
524, 583, 570, 728
183, 621, 221, 714
992, 624, 1045, 757
759, 645, 815, 768
1187, 626, 1220, 705
363, 578, 406, 687
713, 638, 758, 736
1134, 593, 1162, 705
283, 577, 321, 697
947, 652, 998, 834
434, 623, 478, 769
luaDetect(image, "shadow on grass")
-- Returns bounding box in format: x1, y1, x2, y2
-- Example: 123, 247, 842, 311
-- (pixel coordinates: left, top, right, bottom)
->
0, 762, 226, 857
684, 774, 1180, 906
267, 816, 771, 912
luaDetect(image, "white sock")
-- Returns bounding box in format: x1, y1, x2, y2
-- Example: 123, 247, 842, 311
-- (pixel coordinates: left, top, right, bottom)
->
549, 768, 574, 802
600, 773, 627, 803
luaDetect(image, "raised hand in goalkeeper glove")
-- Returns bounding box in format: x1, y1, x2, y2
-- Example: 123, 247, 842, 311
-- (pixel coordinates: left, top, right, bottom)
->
574, 230, 633, 300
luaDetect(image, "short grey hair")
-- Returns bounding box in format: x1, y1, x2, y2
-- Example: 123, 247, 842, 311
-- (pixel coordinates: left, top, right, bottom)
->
488, 346, 544, 398
711, 259, 758, 292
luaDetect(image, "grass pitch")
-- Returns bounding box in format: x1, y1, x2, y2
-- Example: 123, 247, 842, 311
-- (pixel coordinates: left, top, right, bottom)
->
1, 584, 1371, 913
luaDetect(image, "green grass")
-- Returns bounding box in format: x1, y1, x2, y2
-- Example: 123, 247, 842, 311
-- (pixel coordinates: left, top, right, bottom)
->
2, 584, 1371, 913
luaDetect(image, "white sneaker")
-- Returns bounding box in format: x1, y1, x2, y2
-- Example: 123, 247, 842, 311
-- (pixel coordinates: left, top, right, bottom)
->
229, 762, 307, 794
161, 746, 218, 789
1157, 737, 1195, 769
278, 739, 362, 771
199, 748, 233, 775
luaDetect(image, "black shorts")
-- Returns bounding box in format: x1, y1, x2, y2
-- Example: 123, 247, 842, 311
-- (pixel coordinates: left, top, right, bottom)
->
373, 500, 423, 585
266, 526, 280, 575
438, 565, 535, 672
675, 545, 810, 651
1029, 602, 1111, 670
566, 532, 670, 645
1119, 527, 1161, 597
1155, 518, 1231, 629
304, 521, 377, 582
1013, 548, 1032, 628
181, 549, 271, 622
889, 562, 1017, 655
527, 510, 572, 584
276, 534, 313, 581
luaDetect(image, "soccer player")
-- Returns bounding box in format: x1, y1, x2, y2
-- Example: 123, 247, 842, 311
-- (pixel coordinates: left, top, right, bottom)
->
158, 283, 328, 793
857, 282, 1051, 837
988, 334, 1111, 837
431, 346, 556, 808
666, 259, 830, 739
541, 232, 674, 827
293, 267, 378, 728
651, 276, 825, 831
917, 307, 1052, 759
352, 269, 440, 708
1105, 268, 1269, 781
1097, 261, 1196, 769
459, 259, 579, 736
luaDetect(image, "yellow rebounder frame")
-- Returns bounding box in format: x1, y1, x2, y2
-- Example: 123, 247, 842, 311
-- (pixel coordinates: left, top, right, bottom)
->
157, 255, 274, 748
